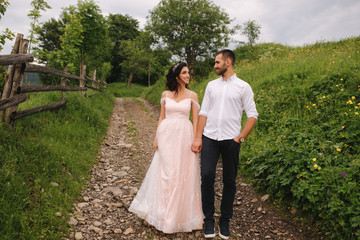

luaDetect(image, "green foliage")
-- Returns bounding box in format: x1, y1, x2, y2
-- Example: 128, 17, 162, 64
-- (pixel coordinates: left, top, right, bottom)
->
27, 0, 51, 53
0, 89, 115, 239
106, 14, 140, 83
119, 32, 154, 87
59, 13, 83, 66
0, 0, 14, 52
0, 0, 10, 17
142, 76, 167, 104
236, 37, 360, 239
36, 18, 64, 59
146, 0, 236, 74
107, 82, 146, 98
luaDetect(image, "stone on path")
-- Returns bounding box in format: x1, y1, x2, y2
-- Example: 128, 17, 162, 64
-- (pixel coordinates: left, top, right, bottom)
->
74, 232, 83, 239
124, 227, 134, 235
68, 217, 78, 226
102, 186, 123, 197
113, 171, 127, 178
129, 187, 138, 196
261, 194, 270, 202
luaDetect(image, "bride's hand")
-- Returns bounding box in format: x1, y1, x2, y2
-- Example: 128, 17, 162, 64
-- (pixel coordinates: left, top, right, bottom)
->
191, 139, 202, 153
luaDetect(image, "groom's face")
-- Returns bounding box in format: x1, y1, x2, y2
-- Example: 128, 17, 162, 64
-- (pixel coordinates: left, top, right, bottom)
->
214, 54, 227, 76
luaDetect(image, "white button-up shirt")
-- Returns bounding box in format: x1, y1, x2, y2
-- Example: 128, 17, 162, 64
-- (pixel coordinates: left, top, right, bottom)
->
199, 74, 258, 141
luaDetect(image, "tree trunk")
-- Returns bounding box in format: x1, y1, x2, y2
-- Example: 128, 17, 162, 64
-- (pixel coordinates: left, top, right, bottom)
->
91, 69, 97, 88
148, 61, 151, 87
61, 63, 68, 100
79, 58, 86, 95
127, 72, 134, 88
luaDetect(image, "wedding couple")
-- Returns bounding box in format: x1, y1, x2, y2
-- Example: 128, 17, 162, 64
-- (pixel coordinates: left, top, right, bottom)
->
129, 49, 258, 239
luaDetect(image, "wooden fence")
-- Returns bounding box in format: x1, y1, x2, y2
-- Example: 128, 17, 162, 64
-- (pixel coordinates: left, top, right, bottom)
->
0, 33, 106, 127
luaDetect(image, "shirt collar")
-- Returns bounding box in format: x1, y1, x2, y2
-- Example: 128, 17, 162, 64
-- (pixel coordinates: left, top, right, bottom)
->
221, 73, 237, 82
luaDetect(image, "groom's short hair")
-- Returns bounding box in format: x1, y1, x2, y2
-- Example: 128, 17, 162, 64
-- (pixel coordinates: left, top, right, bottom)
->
217, 49, 235, 66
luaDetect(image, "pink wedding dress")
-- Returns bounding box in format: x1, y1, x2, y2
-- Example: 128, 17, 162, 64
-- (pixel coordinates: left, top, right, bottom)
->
129, 93, 204, 233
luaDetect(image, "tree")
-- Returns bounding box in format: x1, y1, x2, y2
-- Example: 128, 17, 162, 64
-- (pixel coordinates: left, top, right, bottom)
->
106, 14, 140, 83
120, 32, 154, 87
146, 0, 236, 75
241, 19, 261, 58
27, 0, 51, 54
36, 18, 64, 58
0, 0, 14, 52
64, 0, 108, 82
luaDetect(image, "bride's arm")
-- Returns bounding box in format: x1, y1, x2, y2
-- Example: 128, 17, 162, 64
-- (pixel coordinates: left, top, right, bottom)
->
190, 92, 200, 137
153, 91, 167, 149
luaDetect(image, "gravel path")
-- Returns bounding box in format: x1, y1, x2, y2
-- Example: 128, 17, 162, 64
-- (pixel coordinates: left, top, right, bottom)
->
68, 98, 326, 240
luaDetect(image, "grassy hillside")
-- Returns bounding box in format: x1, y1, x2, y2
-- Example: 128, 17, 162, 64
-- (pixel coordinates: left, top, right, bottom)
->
143, 37, 360, 239
0, 83, 145, 239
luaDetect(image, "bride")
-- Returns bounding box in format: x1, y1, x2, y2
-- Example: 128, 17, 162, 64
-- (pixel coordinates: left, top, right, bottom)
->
129, 62, 204, 233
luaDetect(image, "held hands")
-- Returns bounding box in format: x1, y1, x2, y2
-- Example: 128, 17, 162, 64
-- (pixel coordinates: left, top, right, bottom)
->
191, 139, 202, 153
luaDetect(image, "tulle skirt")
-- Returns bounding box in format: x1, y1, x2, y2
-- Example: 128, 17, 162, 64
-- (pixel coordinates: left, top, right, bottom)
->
129, 117, 204, 233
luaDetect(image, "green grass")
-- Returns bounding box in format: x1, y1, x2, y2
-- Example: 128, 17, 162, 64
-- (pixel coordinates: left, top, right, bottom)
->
0, 82, 145, 239
143, 37, 360, 239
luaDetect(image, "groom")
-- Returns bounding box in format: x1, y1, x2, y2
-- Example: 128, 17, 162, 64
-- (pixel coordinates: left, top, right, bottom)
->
191, 49, 258, 239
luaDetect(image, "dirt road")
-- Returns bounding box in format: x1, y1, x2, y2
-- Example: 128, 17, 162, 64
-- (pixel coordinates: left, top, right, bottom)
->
68, 98, 325, 240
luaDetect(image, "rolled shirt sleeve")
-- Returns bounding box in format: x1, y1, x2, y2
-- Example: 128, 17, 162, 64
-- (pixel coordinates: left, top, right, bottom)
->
199, 85, 211, 117
242, 84, 259, 119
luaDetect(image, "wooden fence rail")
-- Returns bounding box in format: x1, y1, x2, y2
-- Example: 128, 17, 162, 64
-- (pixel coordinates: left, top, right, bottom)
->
17, 85, 87, 94
0, 33, 106, 127
0, 54, 34, 65
0, 94, 27, 111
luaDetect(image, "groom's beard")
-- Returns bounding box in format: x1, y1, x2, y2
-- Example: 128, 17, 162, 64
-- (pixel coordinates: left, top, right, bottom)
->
216, 67, 227, 76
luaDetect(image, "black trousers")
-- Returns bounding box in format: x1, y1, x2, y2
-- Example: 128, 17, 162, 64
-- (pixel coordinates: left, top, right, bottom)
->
201, 135, 240, 222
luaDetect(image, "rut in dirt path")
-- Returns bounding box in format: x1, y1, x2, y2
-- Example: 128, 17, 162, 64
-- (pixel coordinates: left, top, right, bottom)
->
67, 98, 326, 240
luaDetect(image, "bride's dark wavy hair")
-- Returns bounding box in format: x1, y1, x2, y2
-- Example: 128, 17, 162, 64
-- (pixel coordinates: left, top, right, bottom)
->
166, 62, 188, 94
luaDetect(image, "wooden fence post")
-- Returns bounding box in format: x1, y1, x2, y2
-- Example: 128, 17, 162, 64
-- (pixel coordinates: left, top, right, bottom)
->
6, 38, 29, 126
91, 69, 96, 89
0, 33, 23, 121
61, 63, 68, 100
80, 64, 86, 95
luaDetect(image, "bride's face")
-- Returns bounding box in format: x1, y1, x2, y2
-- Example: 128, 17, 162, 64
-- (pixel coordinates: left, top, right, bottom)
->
177, 66, 190, 85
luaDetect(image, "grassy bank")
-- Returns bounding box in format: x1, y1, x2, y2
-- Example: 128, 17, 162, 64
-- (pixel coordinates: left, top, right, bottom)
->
0, 83, 144, 239
143, 37, 360, 239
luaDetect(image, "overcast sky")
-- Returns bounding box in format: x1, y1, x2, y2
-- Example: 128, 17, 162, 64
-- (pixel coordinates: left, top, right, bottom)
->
1, 0, 360, 54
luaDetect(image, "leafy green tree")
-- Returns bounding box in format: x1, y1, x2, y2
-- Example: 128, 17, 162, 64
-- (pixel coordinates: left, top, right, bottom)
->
0, 0, 9, 17
120, 32, 154, 87
65, 0, 108, 79
0, 0, 14, 52
27, 0, 51, 53
146, 0, 236, 75
241, 19, 261, 58
36, 18, 64, 59
106, 14, 140, 83
0, 0, 13, 94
